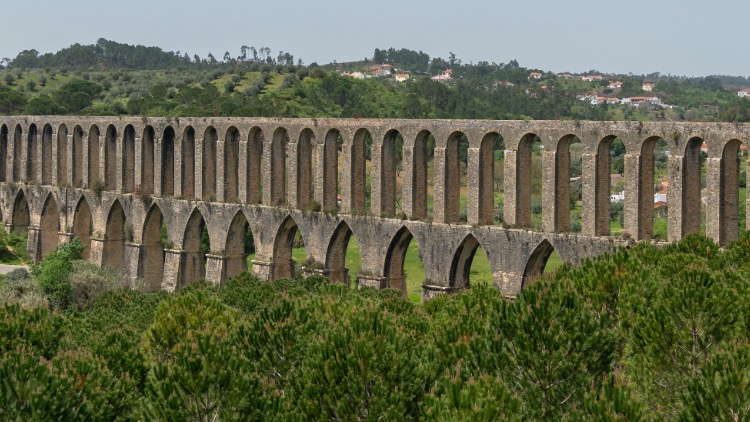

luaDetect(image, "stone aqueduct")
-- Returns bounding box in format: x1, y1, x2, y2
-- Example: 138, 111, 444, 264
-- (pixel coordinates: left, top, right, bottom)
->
0, 116, 746, 299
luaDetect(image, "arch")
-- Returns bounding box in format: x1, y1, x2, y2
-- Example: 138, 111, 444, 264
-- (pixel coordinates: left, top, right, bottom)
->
224, 126, 240, 202
104, 125, 117, 191
326, 221, 357, 284
477, 132, 500, 225
182, 208, 209, 286
322, 129, 340, 211
635, 136, 661, 239
408, 130, 433, 220
296, 128, 314, 209
102, 200, 126, 270
442, 131, 466, 223
379, 129, 401, 216
41, 124, 52, 185
181, 126, 196, 198
270, 127, 288, 206
272, 215, 302, 280
383, 226, 419, 294
11, 190, 30, 236
161, 126, 175, 197
225, 211, 252, 281
39, 194, 60, 259
122, 125, 136, 193
522, 239, 555, 289
0, 124, 7, 183
202, 126, 217, 200
592, 135, 619, 236
141, 126, 155, 195
27, 124, 38, 182
246, 127, 263, 203
12, 124, 22, 182
550, 134, 581, 233
449, 234, 489, 289
511, 133, 542, 229
680, 137, 704, 237
717, 139, 743, 245
140, 204, 165, 291
72, 125, 84, 187
57, 124, 69, 184
349, 128, 369, 213
87, 125, 100, 186
72, 197, 92, 260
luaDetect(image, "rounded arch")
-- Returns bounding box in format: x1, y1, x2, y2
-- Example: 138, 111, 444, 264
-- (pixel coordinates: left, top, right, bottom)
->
11, 189, 30, 236
224, 126, 240, 202
349, 128, 369, 213
72, 125, 84, 188
39, 194, 60, 259
0, 124, 7, 183
679, 136, 704, 238
181, 126, 196, 198
477, 132, 501, 225
379, 129, 402, 216
591, 135, 620, 236
104, 125, 117, 191
407, 130, 432, 220
122, 125, 136, 193
449, 234, 490, 289
182, 208, 209, 286
161, 126, 175, 197
326, 220, 357, 285
550, 134, 581, 233
322, 129, 340, 211
87, 125, 101, 187
270, 127, 289, 206
511, 133, 542, 229
41, 124, 53, 185
202, 126, 218, 200
140, 204, 165, 291
12, 124, 22, 182
295, 128, 315, 209
57, 124, 69, 185
102, 200, 126, 270
225, 210, 252, 281
246, 126, 264, 204
272, 215, 302, 280
72, 196, 92, 260
383, 226, 419, 294
717, 138, 743, 245
141, 126, 155, 195
27, 123, 38, 182
443, 131, 466, 223
522, 239, 555, 289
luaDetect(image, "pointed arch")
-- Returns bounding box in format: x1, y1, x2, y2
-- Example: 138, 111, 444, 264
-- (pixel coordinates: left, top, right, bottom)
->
326, 221, 356, 284
27, 124, 38, 182
383, 226, 418, 293
39, 194, 60, 259
522, 239, 555, 289
72, 196, 92, 260
12, 124, 22, 182
449, 234, 486, 289
122, 125, 136, 193
225, 211, 251, 281
322, 129, 340, 211
224, 126, 240, 202
246, 127, 263, 203
272, 215, 302, 280
87, 125, 100, 186
183, 209, 208, 286
41, 124, 52, 185
140, 204, 165, 291
181, 126, 196, 199
11, 190, 30, 236
141, 126, 155, 195
57, 124, 69, 184
102, 200, 126, 270
202, 127, 217, 200
104, 125, 117, 191
270, 127, 288, 206
161, 126, 175, 197
296, 128, 314, 209
0, 124, 7, 183
72, 125, 84, 188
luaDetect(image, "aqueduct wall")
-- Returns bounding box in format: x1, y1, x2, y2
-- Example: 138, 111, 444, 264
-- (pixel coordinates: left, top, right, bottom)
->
0, 116, 746, 299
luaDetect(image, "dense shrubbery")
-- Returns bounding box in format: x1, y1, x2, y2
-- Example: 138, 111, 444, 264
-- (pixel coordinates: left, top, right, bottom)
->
2, 233, 750, 419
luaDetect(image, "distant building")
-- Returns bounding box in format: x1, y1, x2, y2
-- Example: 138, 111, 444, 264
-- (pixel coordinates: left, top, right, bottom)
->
559, 73, 573, 79
529, 72, 542, 79
395, 73, 410, 82
495, 81, 515, 87
642, 82, 655, 92
581, 75, 603, 82
431, 71, 452, 82
738, 88, 750, 97
607, 81, 624, 89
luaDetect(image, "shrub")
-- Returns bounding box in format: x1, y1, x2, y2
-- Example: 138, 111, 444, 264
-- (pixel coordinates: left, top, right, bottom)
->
32, 239, 84, 311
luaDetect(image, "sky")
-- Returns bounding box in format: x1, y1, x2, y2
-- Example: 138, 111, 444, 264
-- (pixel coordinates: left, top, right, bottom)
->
2, 0, 748, 77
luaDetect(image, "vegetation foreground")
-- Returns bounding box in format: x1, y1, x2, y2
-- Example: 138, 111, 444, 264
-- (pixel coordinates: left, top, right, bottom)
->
2, 234, 750, 420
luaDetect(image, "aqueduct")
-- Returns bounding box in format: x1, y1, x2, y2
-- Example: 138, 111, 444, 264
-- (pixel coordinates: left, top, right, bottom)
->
0, 116, 746, 299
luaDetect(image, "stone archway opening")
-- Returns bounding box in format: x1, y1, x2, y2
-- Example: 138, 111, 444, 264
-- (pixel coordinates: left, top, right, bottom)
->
141, 126, 155, 195
202, 127, 218, 201
39, 194, 60, 259
246, 126, 264, 204
13, 124, 22, 182
182, 209, 209, 287
603, 137, 626, 236
325, 221, 362, 287
381, 129, 403, 216
72, 125, 84, 188
270, 127, 288, 206
552, 134, 583, 233
140, 204, 165, 291
12, 190, 30, 236
296, 128, 315, 209
224, 127, 240, 202
409, 130, 435, 220
478, 132, 503, 225
104, 125, 117, 191
122, 125, 136, 193
27, 124, 38, 183
521, 239, 556, 290
87, 125, 100, 187
41, 124, 52, 185
443, 131, 468, 223
272, 216, 306, 280
102, 200, 126, 271
514, 133, 544, 230
322, 129, 341, 212
161, 127, 175, 197
449, 234, 493, 289
225, 211, 254, 281
349, 128, 371, 214
72, 197, 92, 260
0, 124, 7, 183
383, 226, 425, 301
181, 126, 196, 198
717, 139, 744, 244
679, 137, 707, 239
57, 124, 69, 185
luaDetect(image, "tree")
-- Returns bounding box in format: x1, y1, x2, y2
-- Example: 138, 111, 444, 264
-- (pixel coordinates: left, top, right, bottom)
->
0, 86, 26, 114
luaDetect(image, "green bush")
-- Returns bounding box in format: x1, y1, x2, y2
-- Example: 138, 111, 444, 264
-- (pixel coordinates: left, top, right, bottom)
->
32, 239, 84, 311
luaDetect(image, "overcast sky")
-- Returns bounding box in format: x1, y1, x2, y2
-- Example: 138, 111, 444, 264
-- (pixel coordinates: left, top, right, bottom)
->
2, 0, 747, 77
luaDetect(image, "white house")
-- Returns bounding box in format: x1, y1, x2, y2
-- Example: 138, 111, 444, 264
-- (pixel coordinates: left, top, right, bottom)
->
739, 88, 750, 97
607, 81, 624, 89
642, 82, 655, 92
529, 72, 542, 79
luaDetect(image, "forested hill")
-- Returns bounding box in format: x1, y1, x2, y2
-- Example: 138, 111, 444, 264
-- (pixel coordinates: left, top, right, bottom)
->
3, 39, 750, 122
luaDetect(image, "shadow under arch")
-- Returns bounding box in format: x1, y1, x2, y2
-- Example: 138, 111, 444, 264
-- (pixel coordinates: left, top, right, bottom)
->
295, 128, 315, 209
325, 220, 360, 285
39, 193, 60, 260
140, 203, 165, 291
102, 200, 126, 270
182, 208, 209, 287
522, 239, 555, 290
272, 215, 304, 280
225, 210, 252, 282
11, 189, 30, 236
383, 226, 421, 294
72, 196, 92, 260
449, 234, 490, 289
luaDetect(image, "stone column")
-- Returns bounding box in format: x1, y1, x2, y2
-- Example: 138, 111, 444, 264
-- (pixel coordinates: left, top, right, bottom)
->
216, 140, 226, 203
58, 231, 74, 246
667, 153, 701, 242
357, 274, 388, 290
466, 147, 481, 224
65, 134, 74, 186
162, 249, 185, 292
401, 144, 417, 219
88, 237, 105, 266
262, 140, 273, 206
581, 153, 598, 236
238, 140, 248, 203
173, 135, 183, 198
124, 242, 141, 288
421, 284, 461, 301
195, 138, 204, 200
623, 152, 651, 240
287, 141, 299, 208
504, 149, 522, 227
339, 142, 354, 213
27, 226, 41, 262
705, 156, 735, 246
251, 258, 275, 281
115, 133, 123, 193
153, 137, 163, 197
51, 131, 58, 186
370, 142, 384, 216
433, 147, 448, 223
205, 254, 226, 286
542, 150, 568, 233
